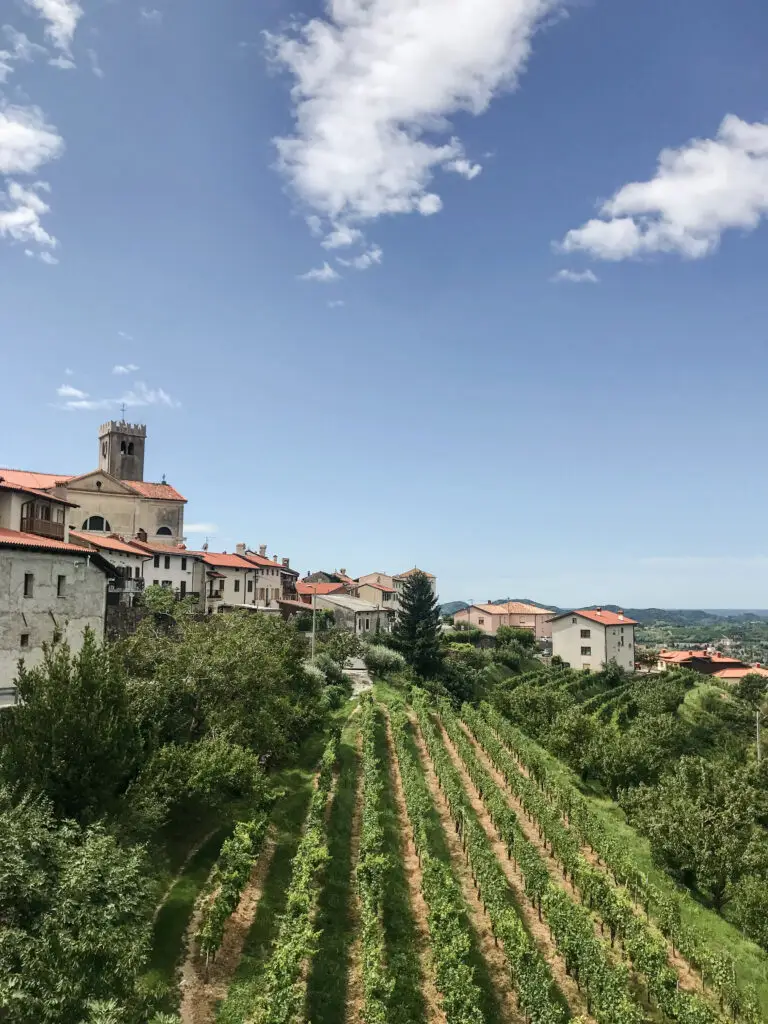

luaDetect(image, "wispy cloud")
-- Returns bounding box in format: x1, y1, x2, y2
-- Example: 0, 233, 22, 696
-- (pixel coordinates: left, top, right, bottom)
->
2, 181, 58, 252
87, 48, 103, 78
57, 383, 87, 398
23, 0, 83, 55
299, 261, 340, 283
140, 8, 163, 24
0, 105, 64, 175
337, 245, 382, 271
327, 299, 345, 309
48, 55, 75, 69
551, 268, 599, 284
117, 330, 134, 341
37, 249, 58, 264
0, 27, 47, 82
57, 380, 180, 411
184, 522, 219, 534
64, 367, 74, 375
113, 363, 139, 375
321, 224, 363, 250
267, 0, 560, 242
560, 115, 768, 262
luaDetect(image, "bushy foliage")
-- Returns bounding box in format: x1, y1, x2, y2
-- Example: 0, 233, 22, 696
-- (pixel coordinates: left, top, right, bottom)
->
495, 625, 537, 649
363, 644, 407, 677
391, 571, 442, 678
441, 626, 483, 645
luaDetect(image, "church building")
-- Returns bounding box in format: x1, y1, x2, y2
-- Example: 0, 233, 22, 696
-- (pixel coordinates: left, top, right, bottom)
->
0, 420, 186, 546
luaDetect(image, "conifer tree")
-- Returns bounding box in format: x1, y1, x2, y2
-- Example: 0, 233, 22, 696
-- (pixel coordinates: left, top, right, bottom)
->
391, 571, 442, 678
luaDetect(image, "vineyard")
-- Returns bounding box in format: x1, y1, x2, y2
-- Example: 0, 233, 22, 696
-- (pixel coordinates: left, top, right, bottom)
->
146, 685, 768, 1024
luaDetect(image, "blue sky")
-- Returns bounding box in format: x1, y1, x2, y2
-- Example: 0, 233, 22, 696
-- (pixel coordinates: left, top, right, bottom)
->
1, 0, 767, 608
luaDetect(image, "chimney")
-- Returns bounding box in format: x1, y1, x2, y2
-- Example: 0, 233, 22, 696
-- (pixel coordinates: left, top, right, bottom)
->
259, 544, 267, 557
236, 543, 246, 556
282, 557, 290, 568
596, 607, 602, 615
339, 568, 347, 576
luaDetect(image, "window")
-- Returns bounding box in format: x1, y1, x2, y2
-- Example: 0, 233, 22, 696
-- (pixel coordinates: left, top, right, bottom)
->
627, 642, 632, 650
581, 646, 592, 656
181, 557, 187, 571
82, 515, 110, 531
258, 587, 265, 601
156, 527, 172, 536
621, 626, 624, 634
102, 442, 107, 457
478, 617, 485, 625
153, 579, 159, 586
161, 581, 172, 588
164, 555, 170, 570
134, 566, 141, 579
154, 554, 160, 568
247, 579, 253, 592
120, 440, 127, 454
127, 442, 134, 455
57, 575, 66, 597
572, 617, 577, 623
23, 573, 34, 598
234, 579, 240, 593
580, 628, 591, 638
20, 633, 29, 648
180, 581, 186, 597
365, 617, 370, 630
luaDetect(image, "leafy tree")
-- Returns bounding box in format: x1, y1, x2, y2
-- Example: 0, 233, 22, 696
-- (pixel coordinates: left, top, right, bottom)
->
623, 756, 758, 909
735, 672, 768, 709
730, 874, 768, 948
391, 571, 442, 678
141, 584, 177, 615
0, 788, 153, 1023
496, 625, 536, 650
317, 627, 361, 667
0, 632, 142, 822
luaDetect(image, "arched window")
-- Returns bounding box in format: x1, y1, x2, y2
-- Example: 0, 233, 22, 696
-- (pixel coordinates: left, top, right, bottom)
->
127, 442, 134, 455
82, 515, 111, 531
120, 441, 127, 454
156, 526, 172, 536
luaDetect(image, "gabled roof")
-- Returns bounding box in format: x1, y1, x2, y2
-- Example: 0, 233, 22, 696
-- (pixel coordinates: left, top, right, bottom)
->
358, 581, 395, 593
394, 567, 435, 579
296, 581, 346, 596
242, 551, 285, 570
0, 467, 186, 502
0, 468, 73, 489
714, 666, 768, 680
460, 603, 510, 616
193, 551, 255, 569
550, 608, 638, 626
497, 601, 555, 616
0, 479, 79, 506
129, 538, 191, 557
0, 527, 116, 574
69, 531, 152, 557
122, 480, 186, 502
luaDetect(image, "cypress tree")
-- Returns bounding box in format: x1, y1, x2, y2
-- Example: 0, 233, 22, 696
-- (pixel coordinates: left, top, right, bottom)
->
392, 571, 442, 678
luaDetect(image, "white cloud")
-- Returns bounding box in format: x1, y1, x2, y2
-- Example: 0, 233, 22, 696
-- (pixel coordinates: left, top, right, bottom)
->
38, 249, 58, 264
57, 380, 180, 411
299, 261, 340, 282
267, 0, 558, 229
140, 8, 163, 24
64, 367, 74, 375
0, 180, 58, 251
113, 363, 139, 374
87, 48, 103, 78
117, 330, 134, 340
337, 245, 382, 270
327, 299, 345, 308
322, 224, 363, 249
0, 105, 63, 175
446, 158, 483, 180
57, 383, 87, 398
560, 115, 768, 261
48, 55, 75, 69
551, 268, 599, 284
23, 0, 83, 54
184, 523, 219, 534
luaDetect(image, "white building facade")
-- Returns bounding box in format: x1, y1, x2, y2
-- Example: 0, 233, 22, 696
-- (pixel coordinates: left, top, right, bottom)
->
550, 609, 637, 672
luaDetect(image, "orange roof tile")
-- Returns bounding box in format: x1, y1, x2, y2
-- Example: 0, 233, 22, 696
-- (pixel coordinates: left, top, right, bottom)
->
69, 531, 152, 556
242, 551, 285, 570
0, 526, 111, 559
359, 581, 395, 593
394, 567, 435, 579
496, 601, 555, 616
0, 468, 73, 489
121, 480, 186, 502
296, 581, 346, 595
0, 479, 79, 506
194, 551, 255, 569
552, 609, 638, 626
128, 538, 190, 556
714, 666, 768, 680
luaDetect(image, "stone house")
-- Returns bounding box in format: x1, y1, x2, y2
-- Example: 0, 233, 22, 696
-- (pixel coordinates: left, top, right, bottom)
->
314, 593, 395, 635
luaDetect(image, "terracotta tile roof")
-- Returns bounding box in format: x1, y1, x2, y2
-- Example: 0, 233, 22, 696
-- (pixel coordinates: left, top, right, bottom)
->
121, 480, 186, 502
551, 609, 638, 626
69, 531, 152, 556
128, 538, 191, 556
659, 649, 744, 666
359, 581, 395, 593
337, 573, 358, 585
0, 526, 111, 559
0, 468, 73, 489
242, 551, 285, 570
296, 581, 346, 595
193, 551, 255, 569
714, 666, 768, 680
496, 601, 555, 616
0, 479, 79, 506
394, 567, 435, 579
463, 603, 510, 616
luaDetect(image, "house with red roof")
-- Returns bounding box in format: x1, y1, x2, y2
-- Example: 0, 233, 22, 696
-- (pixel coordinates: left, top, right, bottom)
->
550, 608, 637, 672
453, 601, 556, 638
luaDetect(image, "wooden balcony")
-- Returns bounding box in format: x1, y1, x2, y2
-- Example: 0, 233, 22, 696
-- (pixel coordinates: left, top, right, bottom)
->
20, 517, 65, 541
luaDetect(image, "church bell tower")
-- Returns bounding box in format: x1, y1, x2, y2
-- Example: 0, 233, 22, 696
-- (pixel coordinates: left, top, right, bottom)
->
98, 420, 147, 481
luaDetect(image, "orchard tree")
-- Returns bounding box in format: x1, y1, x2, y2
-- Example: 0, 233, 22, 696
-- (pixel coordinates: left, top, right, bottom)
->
392, 570, 442, 678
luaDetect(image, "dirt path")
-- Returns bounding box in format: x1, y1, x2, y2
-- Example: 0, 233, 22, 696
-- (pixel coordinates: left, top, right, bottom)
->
178, 837, 277, 1024
482, 721, 703, 997
153, 830, 217, 924
384, 709, 448, 1024
344, 733, 365, 1024
456, 720, 659, 1013
408, 714, 525, 1024
433, 716, 597, 1023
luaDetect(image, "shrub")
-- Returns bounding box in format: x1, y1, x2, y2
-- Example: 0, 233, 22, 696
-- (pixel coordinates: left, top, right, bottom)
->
363, 645, 406, 677
314, 652, 346, 687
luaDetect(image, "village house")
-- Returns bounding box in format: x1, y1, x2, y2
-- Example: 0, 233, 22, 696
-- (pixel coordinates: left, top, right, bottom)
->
0, 420, 186, 546
453, 601, 555, 638
657, 648, 768, 682
550, 608, 637, 672
353, 580, 397, 608
69, 531, 151, 607
313, 592, 395, 635
242, 545, 298, 605
393, 568, 437, 606
296, 580, 348, 604
126, 538, 204, 600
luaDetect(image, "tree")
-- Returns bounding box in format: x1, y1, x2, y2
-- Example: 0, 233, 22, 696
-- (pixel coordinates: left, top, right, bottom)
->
496, 625, 536, 650
0, 632, 142, 822
391, 571, 442, 678
735, 672, 768, 709
318, 627, 361, 667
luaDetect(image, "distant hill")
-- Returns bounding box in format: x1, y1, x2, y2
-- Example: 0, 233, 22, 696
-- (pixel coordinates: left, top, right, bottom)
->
439, 600, 768, 625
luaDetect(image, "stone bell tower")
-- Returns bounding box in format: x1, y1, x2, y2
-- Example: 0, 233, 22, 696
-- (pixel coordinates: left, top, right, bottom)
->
98, 420, 147, 481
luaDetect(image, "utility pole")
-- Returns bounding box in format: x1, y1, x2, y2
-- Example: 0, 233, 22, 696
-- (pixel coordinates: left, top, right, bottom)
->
311, 587, 317, 663
758, 708, 762, 765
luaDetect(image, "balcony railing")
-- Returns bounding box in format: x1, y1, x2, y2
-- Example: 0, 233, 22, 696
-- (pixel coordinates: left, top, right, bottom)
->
20, 517, 65, 541
208, 591, 224, 601
109, 577, 145, 594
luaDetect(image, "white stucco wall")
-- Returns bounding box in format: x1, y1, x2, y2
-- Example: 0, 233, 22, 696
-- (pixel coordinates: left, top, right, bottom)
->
0, 548, 108, 697
552, 615, 636, 671
605, 624, 636, 670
